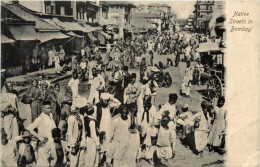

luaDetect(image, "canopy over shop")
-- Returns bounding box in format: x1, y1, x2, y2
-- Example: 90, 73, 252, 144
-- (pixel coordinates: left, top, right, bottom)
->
1, 22, 40, 76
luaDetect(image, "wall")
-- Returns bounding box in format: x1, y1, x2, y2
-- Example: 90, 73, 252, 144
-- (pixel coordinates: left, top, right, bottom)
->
108, 5, 125, 15
19, 1, 44, 13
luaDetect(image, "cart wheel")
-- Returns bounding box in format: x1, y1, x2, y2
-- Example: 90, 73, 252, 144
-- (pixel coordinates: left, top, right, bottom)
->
207, 75, 223, 101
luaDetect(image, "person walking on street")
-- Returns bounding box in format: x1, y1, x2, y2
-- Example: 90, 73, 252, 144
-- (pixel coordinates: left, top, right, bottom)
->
40, 46, 48, 70
182, 61, 193, 98
175, 45, 180, 67
48, 45, 56, 68
54, 51, 61, 75
67, 102, 86, 167
1, 82, 19, 140
58, 45, 65, 71
27, 79, 42, 123
208, 96, 226, 153
49, 83, 62, 126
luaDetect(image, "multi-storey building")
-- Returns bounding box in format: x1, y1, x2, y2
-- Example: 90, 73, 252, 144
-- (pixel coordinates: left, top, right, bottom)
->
193, 0, 214, 34
19, 0, 100, 23
187, 15, 194, 30
130, 3, 172, 30
209, 1, 225, 38
147, 4, 171, 14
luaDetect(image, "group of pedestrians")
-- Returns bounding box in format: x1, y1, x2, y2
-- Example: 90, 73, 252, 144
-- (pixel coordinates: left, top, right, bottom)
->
1, 30, 226, 167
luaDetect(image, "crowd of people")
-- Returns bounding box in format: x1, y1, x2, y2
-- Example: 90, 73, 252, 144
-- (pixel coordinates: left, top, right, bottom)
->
1, 31, 226, 167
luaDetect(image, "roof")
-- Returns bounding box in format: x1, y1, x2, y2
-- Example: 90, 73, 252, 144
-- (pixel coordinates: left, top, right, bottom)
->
1, 34, 15, 44
66, 31, 84, 38
148, 4, 171, 7
104, 1, 136, 7
130, 13, 162, 18
87, 32, 97, 41
2, 3, 60, 31
98, 31, 111, 39
197, 42, 220, 53
151, 9, 166, 14
52, 18, 87, 32
37, 32, 70, 43
131, 22, 156, 29
8, 24, 38, 41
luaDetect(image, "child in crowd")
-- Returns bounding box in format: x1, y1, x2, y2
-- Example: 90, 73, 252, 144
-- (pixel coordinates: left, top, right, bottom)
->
156, 113, 175, 165
192, 101, 211, 158
164, 72, 172, 88
46, 128, 67, 167
177, 104, 193, 145
124, 73, 138, 104
17, 130, 37, 167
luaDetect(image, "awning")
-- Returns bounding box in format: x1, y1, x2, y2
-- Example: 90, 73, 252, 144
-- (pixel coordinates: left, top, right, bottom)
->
52, 18, 87, 32
8, 25, 38, 41
197, 42, 221, 53
87, 32, 97, 41
98, 33, 105, 45
1, 34, 15, 44
66, 31, 84, 38
37, 32, 70, 43
80, 24, 96, 32
98, 31, 111, 39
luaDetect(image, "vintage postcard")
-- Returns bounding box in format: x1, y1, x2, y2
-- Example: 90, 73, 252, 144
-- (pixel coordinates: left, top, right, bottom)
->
1, 0, 259, 166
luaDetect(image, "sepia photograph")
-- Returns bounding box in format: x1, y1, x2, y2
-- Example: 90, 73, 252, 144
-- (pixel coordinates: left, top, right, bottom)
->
1, 0, 230, 166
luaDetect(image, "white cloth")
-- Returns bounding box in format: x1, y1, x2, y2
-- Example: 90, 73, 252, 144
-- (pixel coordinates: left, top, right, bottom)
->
54, 56, 60, 73
88, 74, 105, 104
158, 102, 177, 148
80, 62, 87, 70
27, 113, 56, 139
27, 113, 56, 166
1, 139, 18, 167
1, 92, 18, 111
68, 78, 79, 98
48, 50, 55, 66
67, 114, 86, 147
85, 137, 99, 167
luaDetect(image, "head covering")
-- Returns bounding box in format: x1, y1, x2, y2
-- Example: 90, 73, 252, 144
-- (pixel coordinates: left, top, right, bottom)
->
183, 103, 189, 109
86, 102, 94, 111
22, 130, 32, 138
43, 101, 51, 105
65, 85, 72, 94
71, 97, 88, 110
51, 128, 61, 137
201, 101, 210, 109
143, 76, 149, 81
169, 93, 178, 101
131, 73, 137, 78
100, 93, 111, 100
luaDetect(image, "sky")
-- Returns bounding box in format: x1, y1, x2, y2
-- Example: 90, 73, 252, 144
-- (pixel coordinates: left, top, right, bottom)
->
131, 1, 196, 19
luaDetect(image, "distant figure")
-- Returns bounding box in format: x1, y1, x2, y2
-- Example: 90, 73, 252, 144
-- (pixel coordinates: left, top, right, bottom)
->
166, 58, 174, 67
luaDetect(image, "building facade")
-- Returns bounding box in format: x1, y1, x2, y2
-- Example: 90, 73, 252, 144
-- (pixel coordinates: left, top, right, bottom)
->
193, 0, 214, 34
209, 1, 225, 38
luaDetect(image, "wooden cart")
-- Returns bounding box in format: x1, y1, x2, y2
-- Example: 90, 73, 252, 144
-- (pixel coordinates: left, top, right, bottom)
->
197, 42, 225, 101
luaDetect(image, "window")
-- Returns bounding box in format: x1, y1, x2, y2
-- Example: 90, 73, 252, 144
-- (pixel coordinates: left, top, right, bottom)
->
46, 6, 51, 14
200, 5, 207, 10
60, 6, 65, 15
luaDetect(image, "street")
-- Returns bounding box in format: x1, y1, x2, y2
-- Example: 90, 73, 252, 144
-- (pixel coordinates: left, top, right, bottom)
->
18, 52, 224, 167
